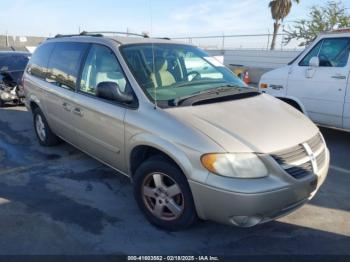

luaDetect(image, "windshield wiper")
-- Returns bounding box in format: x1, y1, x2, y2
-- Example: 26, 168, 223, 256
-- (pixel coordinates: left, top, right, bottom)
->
170, 84, 247, 106
172, 80, 227, 89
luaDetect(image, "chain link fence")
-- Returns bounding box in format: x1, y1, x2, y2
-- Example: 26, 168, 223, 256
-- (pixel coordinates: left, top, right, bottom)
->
172, 33, 302, 51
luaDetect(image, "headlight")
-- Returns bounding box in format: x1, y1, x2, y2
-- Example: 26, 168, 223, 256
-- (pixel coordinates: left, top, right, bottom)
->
201, 153, 268, 178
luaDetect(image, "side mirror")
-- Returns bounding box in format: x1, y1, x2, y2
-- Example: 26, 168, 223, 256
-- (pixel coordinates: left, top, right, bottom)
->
96, 81, 133, 103
309, 57, 320, 67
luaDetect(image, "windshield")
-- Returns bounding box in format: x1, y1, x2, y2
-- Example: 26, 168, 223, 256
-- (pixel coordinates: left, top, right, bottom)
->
120, 44, 250, 103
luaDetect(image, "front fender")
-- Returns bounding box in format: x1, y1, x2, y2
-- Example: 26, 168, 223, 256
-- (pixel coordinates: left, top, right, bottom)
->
127, 133, 195, 180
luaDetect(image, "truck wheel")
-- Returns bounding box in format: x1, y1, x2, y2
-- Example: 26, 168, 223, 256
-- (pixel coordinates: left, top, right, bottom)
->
33, 107, 60, 146
133, 156, 197, 231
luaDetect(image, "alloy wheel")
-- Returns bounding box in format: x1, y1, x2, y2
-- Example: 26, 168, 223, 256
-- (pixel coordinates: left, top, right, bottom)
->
35, 114, 46, 142
142, 172, 184, 221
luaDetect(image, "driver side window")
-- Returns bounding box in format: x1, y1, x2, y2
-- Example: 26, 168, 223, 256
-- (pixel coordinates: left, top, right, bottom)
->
299, 38, 350, 67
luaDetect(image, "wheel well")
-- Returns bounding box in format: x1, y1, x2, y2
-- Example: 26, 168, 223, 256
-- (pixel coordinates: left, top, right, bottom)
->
130, 146, 181, 176
30, 101, 39, 112
278, 97, 303, 112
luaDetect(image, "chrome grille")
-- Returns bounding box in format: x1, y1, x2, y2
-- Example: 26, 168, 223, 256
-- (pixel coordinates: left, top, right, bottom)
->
271, 133, 326, 179
316, 149, 326, 170
308, 133, 323, 152
272, 144, 308, 166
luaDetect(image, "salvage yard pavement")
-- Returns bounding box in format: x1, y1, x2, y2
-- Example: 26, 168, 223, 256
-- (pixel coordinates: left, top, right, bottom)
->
0, 106, 349, 255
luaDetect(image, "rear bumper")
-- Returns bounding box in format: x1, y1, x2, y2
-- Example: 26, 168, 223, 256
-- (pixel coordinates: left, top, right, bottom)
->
189, 149, 330, 227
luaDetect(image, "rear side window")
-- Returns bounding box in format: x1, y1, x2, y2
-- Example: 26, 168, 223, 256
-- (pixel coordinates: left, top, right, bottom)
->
27, 43, 55, 79
46, 42, 88, 90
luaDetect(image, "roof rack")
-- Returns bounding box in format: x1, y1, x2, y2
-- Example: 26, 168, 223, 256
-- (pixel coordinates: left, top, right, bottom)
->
156, 37, 171, 40
80, 31, 149, 38
54, 31, 150, 39
54, 33, 102, 38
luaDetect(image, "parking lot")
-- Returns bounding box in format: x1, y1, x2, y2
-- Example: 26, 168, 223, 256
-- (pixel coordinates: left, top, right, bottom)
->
0, 105, 349, 255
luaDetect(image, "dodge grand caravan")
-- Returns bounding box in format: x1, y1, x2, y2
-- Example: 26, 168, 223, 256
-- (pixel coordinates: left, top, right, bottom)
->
23, 32, 329, 230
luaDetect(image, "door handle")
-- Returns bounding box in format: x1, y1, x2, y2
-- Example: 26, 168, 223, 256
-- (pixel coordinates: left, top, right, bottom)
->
73, 107, 84, 117
331, 75, 346, 80
62, 102, 72, 112
306, 68, 315, 78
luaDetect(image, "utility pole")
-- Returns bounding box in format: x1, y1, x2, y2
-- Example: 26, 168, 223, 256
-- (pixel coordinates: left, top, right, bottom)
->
281, 24, 285, 50
222, 33, 225, 51
6, 30, 9, 47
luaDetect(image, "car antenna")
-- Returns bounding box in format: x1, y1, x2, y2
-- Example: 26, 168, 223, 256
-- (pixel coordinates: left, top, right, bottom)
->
149, 0, 157, 110
152, 43, 157, 110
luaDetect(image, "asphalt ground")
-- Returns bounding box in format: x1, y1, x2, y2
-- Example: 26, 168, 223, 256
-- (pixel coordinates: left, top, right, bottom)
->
0, 106, 349, 255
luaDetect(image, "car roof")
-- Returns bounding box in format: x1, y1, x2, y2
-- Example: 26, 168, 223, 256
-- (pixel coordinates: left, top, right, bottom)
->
46, 34, 189, 46
320, 28, 350, 37
109, 36, 184, 45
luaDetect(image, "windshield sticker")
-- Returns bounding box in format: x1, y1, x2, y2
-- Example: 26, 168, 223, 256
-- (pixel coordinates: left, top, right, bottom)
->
204, 56, 225, 67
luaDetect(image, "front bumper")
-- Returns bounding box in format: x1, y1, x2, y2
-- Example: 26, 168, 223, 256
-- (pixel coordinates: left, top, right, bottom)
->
189, 149, 330, 227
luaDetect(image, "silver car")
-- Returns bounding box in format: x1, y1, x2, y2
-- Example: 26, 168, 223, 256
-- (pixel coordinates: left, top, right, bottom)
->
23, 32, 329, 230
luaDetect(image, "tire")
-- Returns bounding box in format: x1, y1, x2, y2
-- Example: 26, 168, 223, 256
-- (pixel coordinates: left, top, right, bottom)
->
33, 107, 60, 146
0, 99, 4, 108
133, 156, 197, 231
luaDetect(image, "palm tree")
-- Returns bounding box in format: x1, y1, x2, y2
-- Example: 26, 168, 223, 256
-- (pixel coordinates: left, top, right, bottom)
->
269, 0, 300, 50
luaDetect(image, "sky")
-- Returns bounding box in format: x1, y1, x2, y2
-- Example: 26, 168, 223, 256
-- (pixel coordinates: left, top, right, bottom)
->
0, 0, 348, 38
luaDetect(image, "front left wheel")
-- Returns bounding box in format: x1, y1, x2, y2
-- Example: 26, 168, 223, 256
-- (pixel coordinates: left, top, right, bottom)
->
133, 156, 197, 231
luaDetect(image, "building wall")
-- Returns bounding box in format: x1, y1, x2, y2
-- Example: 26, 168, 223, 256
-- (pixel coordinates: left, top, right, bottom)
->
207, 49, 302, 83
207, 49, 301, 68
0, 35, 46, 52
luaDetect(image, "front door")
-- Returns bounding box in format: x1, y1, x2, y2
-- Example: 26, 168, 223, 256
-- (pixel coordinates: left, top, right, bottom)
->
287, 37, 350, 128
73, 44, 132, 173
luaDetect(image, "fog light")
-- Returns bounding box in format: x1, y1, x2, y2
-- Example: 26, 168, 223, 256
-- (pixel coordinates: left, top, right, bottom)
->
230, 215, 262, 227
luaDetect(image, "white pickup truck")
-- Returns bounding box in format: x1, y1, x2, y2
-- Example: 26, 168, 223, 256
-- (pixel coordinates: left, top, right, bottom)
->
259, 29, 350, 131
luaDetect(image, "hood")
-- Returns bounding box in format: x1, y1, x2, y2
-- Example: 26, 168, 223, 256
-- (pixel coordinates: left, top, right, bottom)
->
260, 65, 290, 82
259, 66, 290, 96
166, 94, 318, 153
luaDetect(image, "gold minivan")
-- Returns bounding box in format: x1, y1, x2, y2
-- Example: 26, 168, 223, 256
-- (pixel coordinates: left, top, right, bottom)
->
24, 32, 329, 230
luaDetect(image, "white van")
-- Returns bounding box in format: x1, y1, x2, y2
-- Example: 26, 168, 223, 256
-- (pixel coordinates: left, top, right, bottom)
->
259, 29, 350, 131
